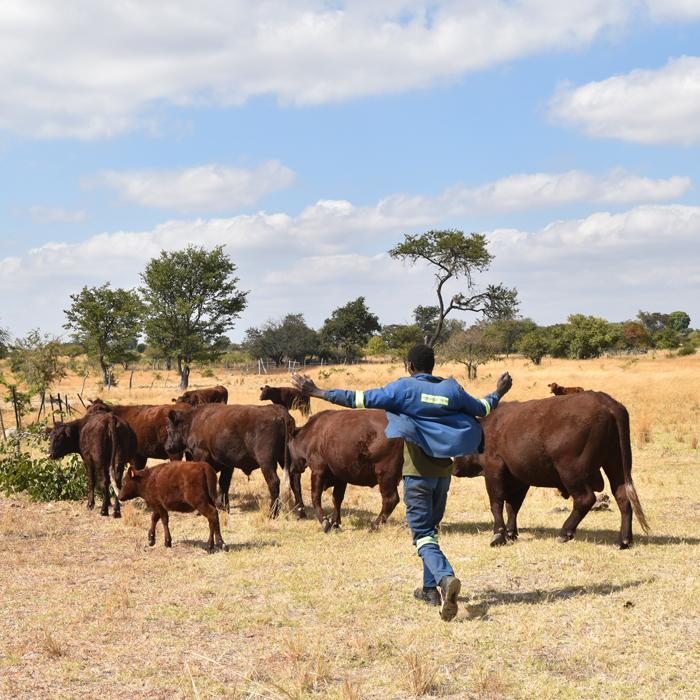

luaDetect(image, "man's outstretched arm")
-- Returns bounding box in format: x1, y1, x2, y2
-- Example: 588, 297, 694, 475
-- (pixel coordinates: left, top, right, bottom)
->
291, 373, 398, 411
457, 371, 513, 417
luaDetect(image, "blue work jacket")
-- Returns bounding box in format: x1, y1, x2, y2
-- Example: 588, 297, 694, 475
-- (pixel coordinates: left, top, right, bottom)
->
324, 373, 500, 458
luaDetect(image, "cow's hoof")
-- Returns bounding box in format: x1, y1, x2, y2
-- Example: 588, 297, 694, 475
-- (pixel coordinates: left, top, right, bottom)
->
100, 510, 109, 517
490, 532, 507, 547
148, 537, 155, 547
165, 540, 172, 548
556, 533, 573, 543
506, 530, 518, 541
619, 539, 632, 550
87, 503, 95, 510
113, 511, 121, 519
321, 518, 333, 533
331, 522, 341, 531
295, 509, 307, 520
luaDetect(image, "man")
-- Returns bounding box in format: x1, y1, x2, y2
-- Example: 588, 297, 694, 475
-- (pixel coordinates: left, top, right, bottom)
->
292, 343, 512, 622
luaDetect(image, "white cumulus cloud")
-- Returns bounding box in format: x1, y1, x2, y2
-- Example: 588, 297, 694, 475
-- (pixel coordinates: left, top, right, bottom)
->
550, 55, 700, 145
646, 0, 700, 21
92, 161, 296, 213
0, 0, 634, 139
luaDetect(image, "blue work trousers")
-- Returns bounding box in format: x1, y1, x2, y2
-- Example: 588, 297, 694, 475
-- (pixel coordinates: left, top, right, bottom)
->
403, 475, 455, 588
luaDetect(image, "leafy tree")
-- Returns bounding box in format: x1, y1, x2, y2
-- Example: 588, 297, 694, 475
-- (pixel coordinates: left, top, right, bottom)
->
390, 230, 518, 347
654, 328, 681, 350
380, 324, 424, 360
320, 297, 381, 362
517, 329, 550, 365
245, 314, 319, 365
485, 317, 537, 356
559, 315, 622, 359
140, 245, 248, 389
63, 283, 144, 386
637, 311, 671, 334
668, 311, 691, 333
413, 305, 440, 342
9, 330, 66, 403
438, 324, 497, 379
622, 322, 652, 351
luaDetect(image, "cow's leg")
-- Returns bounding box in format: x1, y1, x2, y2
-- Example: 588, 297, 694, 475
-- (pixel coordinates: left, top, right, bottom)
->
134, 454, 148, 470
99, 468, 110, 517
310, 468, 331, 532
557, 482, 596, 543
290, 472, 306, 519
331, 481, 347, 528
160, 509, 172, 548
148, 511, 160, 546
485, 468, 508, 546
371, 474, 401, 531
84, 459, 95, 510
217, 466, 233, 513
198, 502, 224, 552
259, 460, 281, 518
505, 482, 529, 541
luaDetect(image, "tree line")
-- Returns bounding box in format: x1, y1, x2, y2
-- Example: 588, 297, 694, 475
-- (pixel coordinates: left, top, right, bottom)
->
0, 229, 696, 408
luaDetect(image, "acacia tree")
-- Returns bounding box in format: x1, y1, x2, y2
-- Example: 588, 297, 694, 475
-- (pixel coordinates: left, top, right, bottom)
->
390, 230, 518, 347
140, 245, 248, 389
64, 284, 144, 385
245, 314, 319, 365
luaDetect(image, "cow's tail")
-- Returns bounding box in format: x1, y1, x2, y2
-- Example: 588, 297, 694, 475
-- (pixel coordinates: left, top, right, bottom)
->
205, 466, 218, 506
612, 400, 650, 534
282, 414, 292, 495
107, 414, 120, 499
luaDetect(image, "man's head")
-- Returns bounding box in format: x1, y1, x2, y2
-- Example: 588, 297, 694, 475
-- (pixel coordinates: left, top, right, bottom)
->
406, 344, 435, 375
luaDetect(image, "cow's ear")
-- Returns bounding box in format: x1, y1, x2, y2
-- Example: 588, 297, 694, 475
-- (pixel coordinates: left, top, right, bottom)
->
171, 398, 177, 403
130, 467, 143, 479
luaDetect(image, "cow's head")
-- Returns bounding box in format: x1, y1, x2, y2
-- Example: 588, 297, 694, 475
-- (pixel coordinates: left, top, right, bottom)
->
259, 385, 273, 401
86, 398, 111, 414
47, 421, 80, 460
452, 454, 485, 478
165, 409, 188, 454
118, 466, 145, 501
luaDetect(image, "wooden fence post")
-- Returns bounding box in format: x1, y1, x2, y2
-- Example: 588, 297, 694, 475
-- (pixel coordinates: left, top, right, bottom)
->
36, 393, 46, 422
0, 407, 6, 441
49, 394, 56, 426
57, 393, 65, 422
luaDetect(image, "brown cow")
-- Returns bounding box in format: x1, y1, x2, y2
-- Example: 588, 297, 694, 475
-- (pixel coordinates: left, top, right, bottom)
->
259, 385, 310, 417
288, 409, 403, 532
164, 403, 304, 517
87, 398, 191, 467
48, 412, 137, 517
453, 392, 649, 548
173, 385, 228, 406
548, 382, 584, 395
118, 461, 225, 552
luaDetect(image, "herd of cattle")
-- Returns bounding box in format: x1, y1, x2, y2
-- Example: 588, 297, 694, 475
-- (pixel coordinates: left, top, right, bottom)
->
46, 381, 649, 552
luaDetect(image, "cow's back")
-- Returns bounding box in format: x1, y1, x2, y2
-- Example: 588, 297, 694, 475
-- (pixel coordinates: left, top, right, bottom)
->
112, 403, 190, 459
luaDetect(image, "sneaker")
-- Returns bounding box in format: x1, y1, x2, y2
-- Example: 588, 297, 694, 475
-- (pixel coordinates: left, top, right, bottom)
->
413, 586, 440, 606
438, 575, 461, 621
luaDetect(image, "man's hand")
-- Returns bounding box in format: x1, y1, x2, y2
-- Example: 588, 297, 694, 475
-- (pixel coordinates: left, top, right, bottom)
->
291, 373, 325, 398
496, 371, 512, 398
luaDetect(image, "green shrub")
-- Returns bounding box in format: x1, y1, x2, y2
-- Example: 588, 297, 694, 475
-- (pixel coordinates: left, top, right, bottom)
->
201, 367, 215, 378
0, 423, 86, 502
677, 345, 697, 357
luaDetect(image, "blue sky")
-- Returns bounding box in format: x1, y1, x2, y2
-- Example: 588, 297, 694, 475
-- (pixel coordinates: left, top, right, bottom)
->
1, 1, 699, 340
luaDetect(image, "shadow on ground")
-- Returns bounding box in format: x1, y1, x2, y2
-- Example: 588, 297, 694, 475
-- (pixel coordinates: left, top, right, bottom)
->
442, 520, 700, 546
179, 538, 281, 552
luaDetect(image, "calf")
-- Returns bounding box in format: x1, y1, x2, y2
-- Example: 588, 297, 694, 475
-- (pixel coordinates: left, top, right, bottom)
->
118, 461, 224, 552
260, 385, 310, 417
548, 382, 584, 395
87, 398, 191, 467
288, 409, 403, 532
173, 385, 228, 406
48, 412, 137, 517
454, 392, 649, 548
165, 403, 304, 517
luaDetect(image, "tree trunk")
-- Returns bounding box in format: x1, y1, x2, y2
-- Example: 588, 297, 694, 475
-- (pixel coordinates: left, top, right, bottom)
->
467, 363, 477, 380
165, 357, 172, 371
100, 359, 110, 386
178, 357, 190, 390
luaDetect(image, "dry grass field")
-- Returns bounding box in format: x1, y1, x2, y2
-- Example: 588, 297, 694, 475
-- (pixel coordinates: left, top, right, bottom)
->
1, 355, 699, 699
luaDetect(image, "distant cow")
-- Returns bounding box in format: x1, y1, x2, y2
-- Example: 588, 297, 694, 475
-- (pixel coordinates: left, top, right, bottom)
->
118, 461, 225, 552
453, 392, 649, 548
548, 382, 584, 395
173, 385, 228, 406
288, 409, 403, 532
164, 404, 304, 517
48, 412, 137, 517
259, 385, 310, 417
87, 398, 192, 467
